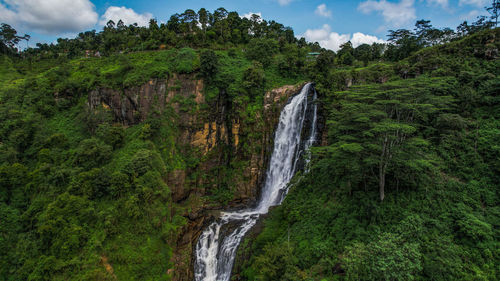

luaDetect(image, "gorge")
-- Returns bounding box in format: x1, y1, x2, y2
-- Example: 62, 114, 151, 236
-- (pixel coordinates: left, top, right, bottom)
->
194, 83, 318, 281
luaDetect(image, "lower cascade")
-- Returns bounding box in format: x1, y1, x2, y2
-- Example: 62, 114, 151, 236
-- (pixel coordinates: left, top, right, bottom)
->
194, 83, 318, 281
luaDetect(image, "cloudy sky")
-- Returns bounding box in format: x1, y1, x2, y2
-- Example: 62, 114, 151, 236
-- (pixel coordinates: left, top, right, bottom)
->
0, 0, 493, 51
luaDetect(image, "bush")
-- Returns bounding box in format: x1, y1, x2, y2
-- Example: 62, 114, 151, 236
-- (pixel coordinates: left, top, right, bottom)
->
199, 49, 219, 83
245, 38, 279, 67
173, 48, 199, 73
73, 138, 112, 170
125, 149, 166, 178
110, 171, 131, 198
344, 232, 423, 281
69, 168, 110, 199
96, 123, 125, 149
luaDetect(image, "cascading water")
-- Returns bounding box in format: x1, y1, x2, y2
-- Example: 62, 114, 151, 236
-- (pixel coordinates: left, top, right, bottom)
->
194, 83, 318, 281
304, 88, 318, 172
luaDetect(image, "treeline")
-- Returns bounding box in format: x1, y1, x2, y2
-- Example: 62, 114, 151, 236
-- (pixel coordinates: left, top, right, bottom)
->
1, 4, 498, 73
314, 11, 499, 71
17, 8, 304, 59
384, 15, 498, 61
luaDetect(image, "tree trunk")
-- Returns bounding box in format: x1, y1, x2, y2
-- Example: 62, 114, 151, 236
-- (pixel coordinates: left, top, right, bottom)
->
379, 163, 386, 201
379, 136, 388, 201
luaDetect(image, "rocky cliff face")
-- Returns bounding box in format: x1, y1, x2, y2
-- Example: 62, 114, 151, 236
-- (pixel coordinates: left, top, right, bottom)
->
170, 83, 307, 281
87, 75, 307, 280
88, 74, 204, 125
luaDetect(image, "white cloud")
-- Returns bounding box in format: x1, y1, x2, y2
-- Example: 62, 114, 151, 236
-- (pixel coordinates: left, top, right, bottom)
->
241, 12, 262, 20
358, 0, 416, 27
459, 0, 489, 7
460, 9, 482, 20
277, 0, 293, 6
99, 6, 153, 27
300, 24, 385, 51
0, 0, 98, 34
427, 0, 448, 8
315, 4, 332, 18
0, 3, 16, 24
351, 32, 386, 46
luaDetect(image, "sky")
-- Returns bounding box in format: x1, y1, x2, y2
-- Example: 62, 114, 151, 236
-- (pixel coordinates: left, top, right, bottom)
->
0, 0, 493, 51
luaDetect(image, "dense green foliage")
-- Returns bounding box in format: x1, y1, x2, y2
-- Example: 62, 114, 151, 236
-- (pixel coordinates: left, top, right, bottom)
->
1, 4, 499, 281
14, 8, 302, 60
237, 28, 500, 280
0, 63, 183, 279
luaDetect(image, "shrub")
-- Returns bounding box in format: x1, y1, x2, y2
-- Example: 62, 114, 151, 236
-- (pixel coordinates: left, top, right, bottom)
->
73, 138, 112, 170
245, 38, 279, 67
96, 123, 125, 149
174, 48, 199, 73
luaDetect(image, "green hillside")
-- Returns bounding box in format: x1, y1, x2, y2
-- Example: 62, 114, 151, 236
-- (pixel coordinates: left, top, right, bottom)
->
1, 6, 499, 281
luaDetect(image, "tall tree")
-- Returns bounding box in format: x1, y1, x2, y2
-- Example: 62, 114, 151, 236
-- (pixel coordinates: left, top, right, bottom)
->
329, 78, 451, 201
385, 29, 420, 60
0, 23, 29, 54
181, 9, 198, 32
487, 0, 500, 27
167, 14, 181, 33
354, 44, 372, 66
242, 61, 265, 99
338, 41, 354, 65
198, 8, 209, 32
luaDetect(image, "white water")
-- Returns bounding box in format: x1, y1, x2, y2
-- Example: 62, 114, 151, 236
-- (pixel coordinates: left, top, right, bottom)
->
304, 88, 318, 172
194, 83, 317, 281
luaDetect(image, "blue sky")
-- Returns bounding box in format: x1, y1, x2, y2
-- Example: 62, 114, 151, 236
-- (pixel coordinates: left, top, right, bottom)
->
0, 0, 493, 51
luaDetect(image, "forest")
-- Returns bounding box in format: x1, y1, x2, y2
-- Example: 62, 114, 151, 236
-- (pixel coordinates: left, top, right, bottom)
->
0, 3, 499, 281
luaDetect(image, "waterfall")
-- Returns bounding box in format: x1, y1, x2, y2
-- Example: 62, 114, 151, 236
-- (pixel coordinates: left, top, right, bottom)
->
304, 88, 318, 171
194, 83, 318, 281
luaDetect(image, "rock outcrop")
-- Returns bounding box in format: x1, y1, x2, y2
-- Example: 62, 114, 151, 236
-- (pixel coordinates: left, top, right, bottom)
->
88, 74, 204, 125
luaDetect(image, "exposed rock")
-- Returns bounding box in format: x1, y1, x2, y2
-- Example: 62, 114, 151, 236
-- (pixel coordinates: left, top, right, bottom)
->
169, 169, 187, 202
100, 255, 117, 280
231, 213, 268, 280
346, 77, 353, 88
232, 122, 240, 147
88, 74, 205, 126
